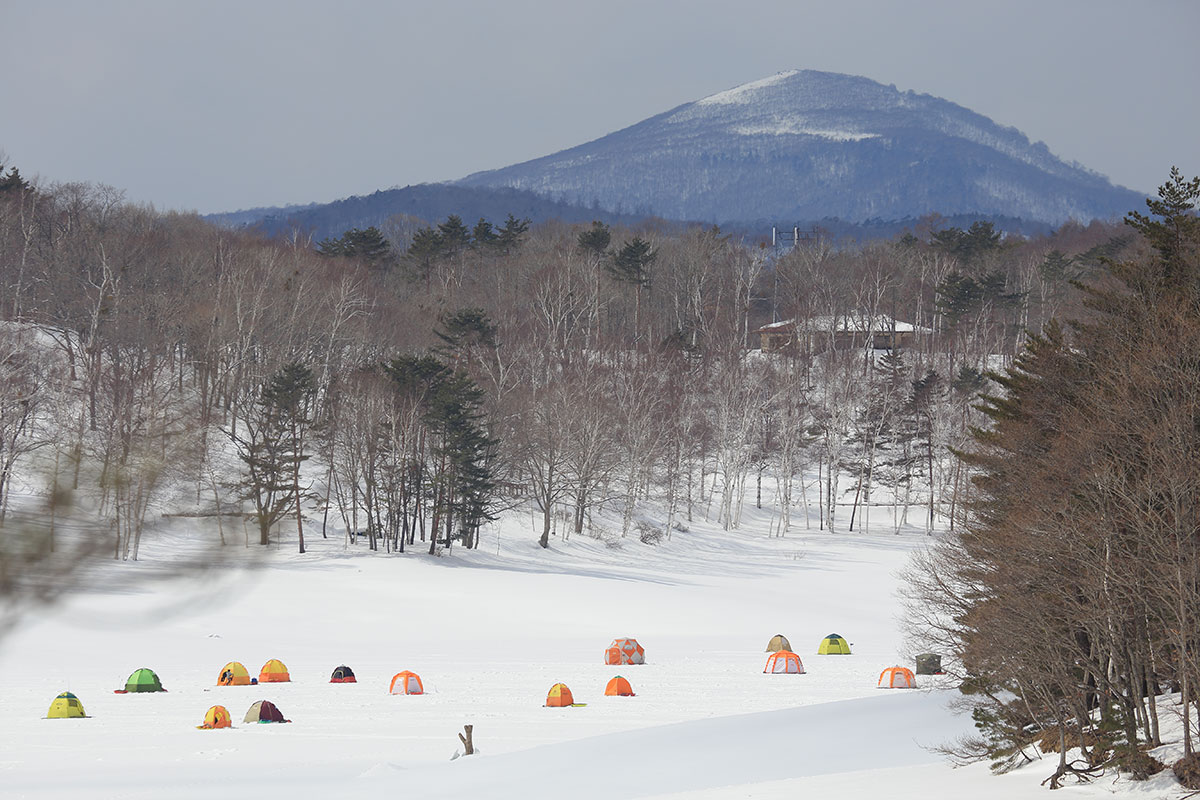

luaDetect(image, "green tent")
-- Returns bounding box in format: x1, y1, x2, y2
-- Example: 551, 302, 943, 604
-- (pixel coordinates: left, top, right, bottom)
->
123, 667, 165, 693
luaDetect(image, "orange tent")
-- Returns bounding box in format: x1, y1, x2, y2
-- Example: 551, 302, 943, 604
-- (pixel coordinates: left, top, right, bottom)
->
878, 666, 916, 689
545, 683, 575, 707
198, 705, 232, 729
217, 662, 251, 686
605, 637, 645, 665
605, 676, 635, 697
259, 659, 290, 683
764, 650, 805, 674
389, 671, 424, 695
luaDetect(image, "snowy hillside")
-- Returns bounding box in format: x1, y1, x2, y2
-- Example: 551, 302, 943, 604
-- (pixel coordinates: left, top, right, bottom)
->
0, 496, 1187, 798
457, 70, 1144, 225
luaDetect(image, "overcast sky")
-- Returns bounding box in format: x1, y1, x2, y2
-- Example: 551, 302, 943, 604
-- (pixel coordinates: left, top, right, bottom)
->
3, 0, 1196, 215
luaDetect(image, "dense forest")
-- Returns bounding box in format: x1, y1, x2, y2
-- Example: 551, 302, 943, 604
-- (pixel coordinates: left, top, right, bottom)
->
0, 161, 1132, 564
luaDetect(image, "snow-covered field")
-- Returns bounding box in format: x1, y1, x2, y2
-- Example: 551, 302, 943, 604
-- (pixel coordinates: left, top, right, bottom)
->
0, 503, 1186, 798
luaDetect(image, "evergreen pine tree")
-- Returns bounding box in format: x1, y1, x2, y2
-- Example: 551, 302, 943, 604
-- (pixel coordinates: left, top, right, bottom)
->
0, 166, 31, 195
496, 214, 531, 253
577, 220, 611, 258
607, 237, 655, 286
471, 218, 498, 251
406, 227, 444, 282
231, 362, 317, 550
317, 226, 393, 269
437, 215, 472, 256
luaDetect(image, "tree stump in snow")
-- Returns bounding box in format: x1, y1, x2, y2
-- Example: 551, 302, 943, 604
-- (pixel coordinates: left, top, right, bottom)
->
458, 724, 474, 756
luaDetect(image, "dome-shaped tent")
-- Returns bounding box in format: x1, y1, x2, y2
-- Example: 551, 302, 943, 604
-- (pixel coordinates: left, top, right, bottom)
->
604, 676, 635, 697
46, 691, 87, 719
243, 700, 290, 723
818, 633, 852, 655
330, 665, 357, 683
259, 659, 290, 683
604, 637, 645, 665
764, 650, 805, 674
765, 634, 792, 653
217, 661, 251, 686
545, 683, 575, 707
877, 666, 916, 689
389, 671, 424, 695
121, 667, 165, 693
198, 705, 232, 729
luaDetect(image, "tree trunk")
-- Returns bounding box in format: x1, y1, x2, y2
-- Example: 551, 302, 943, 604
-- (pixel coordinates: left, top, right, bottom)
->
458, 724, 475, 756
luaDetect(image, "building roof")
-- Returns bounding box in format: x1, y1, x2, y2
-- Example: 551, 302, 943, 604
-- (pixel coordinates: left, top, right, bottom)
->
754, 314, 931, 335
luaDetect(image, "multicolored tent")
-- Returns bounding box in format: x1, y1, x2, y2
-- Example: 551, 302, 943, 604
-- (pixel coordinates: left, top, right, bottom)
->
330, 665, 357, 683
120, 667, 165, 693
259, 659, 290, 683
605, 676, 635, 697
46, 691, 87, 719
198, 705, 232, 729
764, 650, 805, 674
545, 683, 576, 707
765, 634, 792, 653
217, 661, 251, 686
389, 671, 424, 695
818, 633, 852, 655
243, 700, 289, 723
877, 666, 916, 689
605, 637, 645, 665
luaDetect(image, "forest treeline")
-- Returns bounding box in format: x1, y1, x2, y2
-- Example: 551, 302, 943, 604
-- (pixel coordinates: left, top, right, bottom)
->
905, 169, 1200, 788
0, 161, 1133, 567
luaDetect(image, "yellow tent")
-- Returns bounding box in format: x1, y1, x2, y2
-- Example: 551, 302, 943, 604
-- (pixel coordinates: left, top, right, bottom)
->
47, 691, 87, 719
259, 658, 291, 683
818, 633, 852, 655
217, 661, 251, 686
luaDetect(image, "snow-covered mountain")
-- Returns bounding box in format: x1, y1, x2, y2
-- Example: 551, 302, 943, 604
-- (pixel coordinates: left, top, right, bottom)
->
456, 70, 1144, 225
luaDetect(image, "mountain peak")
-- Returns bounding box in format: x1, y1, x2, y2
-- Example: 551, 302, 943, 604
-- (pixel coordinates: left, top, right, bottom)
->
693, 70, 803, 106
458, 70, 1143, 225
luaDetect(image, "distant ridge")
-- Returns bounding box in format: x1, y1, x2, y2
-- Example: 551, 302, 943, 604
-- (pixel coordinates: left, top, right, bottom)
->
205, 183, 657, 242
456, 70, 1145, 226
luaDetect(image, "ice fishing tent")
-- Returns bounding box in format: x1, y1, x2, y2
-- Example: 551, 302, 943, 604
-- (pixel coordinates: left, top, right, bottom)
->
765, 634, 792, 653
121, 667, 165, 692
545, 683, 575, 707
259, 659, 290, 683
243, 700, 289, 723
605, 637, 645, 665
605, 676, 635, 697
764, 650, 805, 674
198, 705, 232, 729
818, 633, 852, 655
877, 666, 916, 689
915, 653, 943, 675
46, 691, 87, 719
217, 661, 251, 686
330, 665, 357, 683
389, 671, 424, 695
